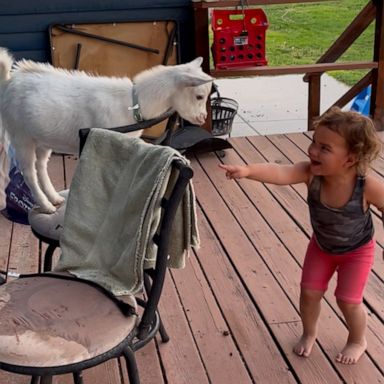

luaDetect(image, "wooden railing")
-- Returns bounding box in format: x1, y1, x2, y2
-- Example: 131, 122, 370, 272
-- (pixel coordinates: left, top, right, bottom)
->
192, 0, 384, 130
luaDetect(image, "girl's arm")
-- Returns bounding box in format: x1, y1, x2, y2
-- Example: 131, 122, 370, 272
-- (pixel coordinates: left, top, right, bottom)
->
365, 174, 384, 259
219, 161, 311, 186
365, 174, 384, 211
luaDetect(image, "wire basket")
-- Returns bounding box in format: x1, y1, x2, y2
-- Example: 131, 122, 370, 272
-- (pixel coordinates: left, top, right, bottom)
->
211, 94, 239, 137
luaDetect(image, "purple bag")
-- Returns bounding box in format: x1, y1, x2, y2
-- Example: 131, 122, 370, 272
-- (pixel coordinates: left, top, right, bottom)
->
1, 149, 35, 225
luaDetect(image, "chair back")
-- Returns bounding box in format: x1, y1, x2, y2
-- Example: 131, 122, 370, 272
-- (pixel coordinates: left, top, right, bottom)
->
56, 130, 193, 338
138, 159, 193, 339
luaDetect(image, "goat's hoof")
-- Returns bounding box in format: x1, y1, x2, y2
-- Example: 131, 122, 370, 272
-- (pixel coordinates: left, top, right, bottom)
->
51, 195, 66, 206
35, 203, 57, 214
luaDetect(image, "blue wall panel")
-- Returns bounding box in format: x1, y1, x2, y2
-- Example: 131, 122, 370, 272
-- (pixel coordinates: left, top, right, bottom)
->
0, 0, 194, 63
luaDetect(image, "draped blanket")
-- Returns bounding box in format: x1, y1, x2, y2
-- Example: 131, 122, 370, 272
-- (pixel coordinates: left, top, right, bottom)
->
55, 129, 199, 295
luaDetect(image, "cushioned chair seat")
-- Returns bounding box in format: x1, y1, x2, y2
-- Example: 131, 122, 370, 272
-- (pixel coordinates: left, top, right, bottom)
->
0, 275, 137, 367
28, 190, 69, 241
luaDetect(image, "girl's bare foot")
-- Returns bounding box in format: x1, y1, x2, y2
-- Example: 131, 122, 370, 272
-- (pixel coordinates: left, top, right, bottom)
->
293, 334, 317, 357
335, 339, 367, 364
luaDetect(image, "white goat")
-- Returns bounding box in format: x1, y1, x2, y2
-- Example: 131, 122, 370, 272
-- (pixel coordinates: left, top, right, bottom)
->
0, 48, 213, 213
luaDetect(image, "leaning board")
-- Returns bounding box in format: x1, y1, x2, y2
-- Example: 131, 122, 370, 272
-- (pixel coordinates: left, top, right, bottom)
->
49, 21, 179, 137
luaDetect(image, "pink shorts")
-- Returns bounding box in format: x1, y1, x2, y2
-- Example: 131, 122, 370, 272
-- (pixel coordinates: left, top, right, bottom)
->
301, 236, 374, 304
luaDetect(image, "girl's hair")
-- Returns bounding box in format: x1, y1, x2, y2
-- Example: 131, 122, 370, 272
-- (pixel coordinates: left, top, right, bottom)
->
313, 107, 382, 175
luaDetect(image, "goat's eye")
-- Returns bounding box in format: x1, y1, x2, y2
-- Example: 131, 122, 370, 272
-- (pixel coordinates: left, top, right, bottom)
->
196, 95, 204, 100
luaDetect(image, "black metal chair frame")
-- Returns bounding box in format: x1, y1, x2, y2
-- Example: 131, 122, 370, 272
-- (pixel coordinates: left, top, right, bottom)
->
0, 160, 193, 384
32, 111, 178, 265
31, 111, 180, 340
0, 127, 193, 384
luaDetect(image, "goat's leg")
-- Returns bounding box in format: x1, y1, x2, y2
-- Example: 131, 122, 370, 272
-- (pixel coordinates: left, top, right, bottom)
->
13, 139, 56, 213
36, 147, 65, 206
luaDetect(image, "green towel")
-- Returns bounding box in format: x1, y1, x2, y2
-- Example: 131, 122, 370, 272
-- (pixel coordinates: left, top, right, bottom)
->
55, 129, 199, 295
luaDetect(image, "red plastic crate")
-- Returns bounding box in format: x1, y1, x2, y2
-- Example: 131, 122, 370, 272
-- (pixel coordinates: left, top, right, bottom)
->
211, 9, 268, 69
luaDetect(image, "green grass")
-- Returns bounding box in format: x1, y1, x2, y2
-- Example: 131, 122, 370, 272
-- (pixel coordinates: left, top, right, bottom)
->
210, 0, 375, 86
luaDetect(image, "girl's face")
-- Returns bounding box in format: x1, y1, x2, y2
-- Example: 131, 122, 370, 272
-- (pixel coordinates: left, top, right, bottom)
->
307, 125, 356, 176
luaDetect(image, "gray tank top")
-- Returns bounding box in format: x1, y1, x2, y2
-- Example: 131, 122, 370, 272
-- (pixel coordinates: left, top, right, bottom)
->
308, 176, 373, 254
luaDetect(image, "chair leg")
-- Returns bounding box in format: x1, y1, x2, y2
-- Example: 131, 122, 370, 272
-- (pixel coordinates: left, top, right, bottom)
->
43, 243, 57, 272
40, 376, 52, 384
158, 317, 170, 342
73, 371, 84, 384
143, 273, 169, 342
30, 377, 39, 384
123, 347, 140, 384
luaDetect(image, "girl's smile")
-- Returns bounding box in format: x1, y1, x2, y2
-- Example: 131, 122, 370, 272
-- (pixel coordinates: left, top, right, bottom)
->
310, 159, 321, 166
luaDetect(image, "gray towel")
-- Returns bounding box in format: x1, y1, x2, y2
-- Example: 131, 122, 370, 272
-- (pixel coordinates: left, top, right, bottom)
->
55, 129, 199, 295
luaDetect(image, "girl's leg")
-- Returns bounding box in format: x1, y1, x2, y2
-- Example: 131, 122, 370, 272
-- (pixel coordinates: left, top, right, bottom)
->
294, 288, 324, 357
296, 237, 336, 357
334, 239, 374, 364
335, 300, 367, 364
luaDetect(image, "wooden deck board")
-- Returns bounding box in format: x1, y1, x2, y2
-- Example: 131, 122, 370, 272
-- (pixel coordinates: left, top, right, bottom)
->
197, 151, 382, 383
156, 273, 209, 384
193, 209, 298, 383
0, 132, 382, 383
170, 253, 254, 384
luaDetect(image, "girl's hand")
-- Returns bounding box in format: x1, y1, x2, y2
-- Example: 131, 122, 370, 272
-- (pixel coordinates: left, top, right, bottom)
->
219, 163, 249, 179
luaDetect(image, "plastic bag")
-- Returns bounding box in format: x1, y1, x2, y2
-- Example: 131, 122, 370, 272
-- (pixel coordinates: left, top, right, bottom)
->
1, 146, 35, 225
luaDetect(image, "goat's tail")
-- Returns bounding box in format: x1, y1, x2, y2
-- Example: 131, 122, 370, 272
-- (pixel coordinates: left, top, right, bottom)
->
0, 47, 12, 139
0, 48, 12, 194
0, 127, 9, 210
0, 48, 11, 209
0, 47, 13, 81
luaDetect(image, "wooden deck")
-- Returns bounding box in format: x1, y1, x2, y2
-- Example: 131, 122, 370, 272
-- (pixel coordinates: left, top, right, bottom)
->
0, 131, 383, 384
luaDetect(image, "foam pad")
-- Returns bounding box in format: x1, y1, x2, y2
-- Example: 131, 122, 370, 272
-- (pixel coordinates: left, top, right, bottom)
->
28, 190, 68, 241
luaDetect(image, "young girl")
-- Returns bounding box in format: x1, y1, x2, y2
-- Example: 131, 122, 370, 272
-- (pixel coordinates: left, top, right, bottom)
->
219, 107, 384, 365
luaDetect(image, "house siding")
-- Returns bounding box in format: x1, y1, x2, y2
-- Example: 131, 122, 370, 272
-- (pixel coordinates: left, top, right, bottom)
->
0, 0, 195, 63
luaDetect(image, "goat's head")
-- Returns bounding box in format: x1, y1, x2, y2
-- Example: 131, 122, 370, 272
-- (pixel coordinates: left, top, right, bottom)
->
171, 57, 214, 126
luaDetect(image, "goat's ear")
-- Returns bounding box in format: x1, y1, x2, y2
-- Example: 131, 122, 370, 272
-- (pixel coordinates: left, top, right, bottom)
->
181, 72, 214, 87
189, 57, 203, 68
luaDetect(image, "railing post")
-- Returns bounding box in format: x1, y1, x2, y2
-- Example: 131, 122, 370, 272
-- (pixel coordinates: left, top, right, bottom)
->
372, 0, 384, 130
307, 74, 321, 130
193, 6, 212, 132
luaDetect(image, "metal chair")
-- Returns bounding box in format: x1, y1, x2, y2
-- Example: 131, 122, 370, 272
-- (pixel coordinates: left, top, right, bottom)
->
28, 112, 179, 342
0, 128, 194, 384
28, 110, 177, 270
